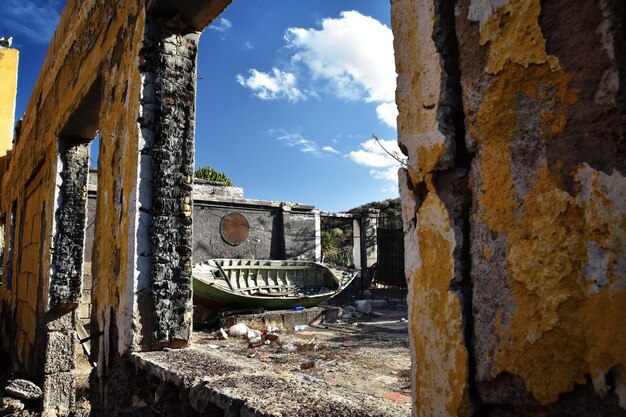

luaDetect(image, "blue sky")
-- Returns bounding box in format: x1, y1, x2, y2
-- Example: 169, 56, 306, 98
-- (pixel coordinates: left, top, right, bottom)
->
2, 0, 402, 212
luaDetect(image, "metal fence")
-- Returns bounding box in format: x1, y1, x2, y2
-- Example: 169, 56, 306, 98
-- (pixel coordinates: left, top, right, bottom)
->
373, 216, 406, 288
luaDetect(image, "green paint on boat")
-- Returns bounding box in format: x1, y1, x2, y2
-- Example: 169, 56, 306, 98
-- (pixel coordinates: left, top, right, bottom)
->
192, 259, 358, 310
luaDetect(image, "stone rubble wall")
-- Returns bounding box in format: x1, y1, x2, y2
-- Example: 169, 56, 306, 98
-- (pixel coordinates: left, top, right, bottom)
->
137, 16, 198, 349
393, 0, 626, 416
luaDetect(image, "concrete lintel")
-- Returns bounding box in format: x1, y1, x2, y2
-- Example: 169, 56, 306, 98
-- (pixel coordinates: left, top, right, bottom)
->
147, 0, 233, 32
193, 196, 316, 212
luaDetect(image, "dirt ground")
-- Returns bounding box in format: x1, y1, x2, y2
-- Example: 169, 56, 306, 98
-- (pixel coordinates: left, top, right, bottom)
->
192, 306, 412, 416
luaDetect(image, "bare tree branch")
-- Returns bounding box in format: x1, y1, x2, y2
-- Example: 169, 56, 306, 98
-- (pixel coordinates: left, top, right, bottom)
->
372, 134, 407, 166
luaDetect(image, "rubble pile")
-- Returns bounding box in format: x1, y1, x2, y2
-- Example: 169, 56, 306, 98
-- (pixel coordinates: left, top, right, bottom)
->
0, 379, 41, 417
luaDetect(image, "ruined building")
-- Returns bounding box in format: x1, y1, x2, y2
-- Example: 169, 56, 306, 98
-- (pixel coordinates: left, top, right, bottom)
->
0, 0, 624, 416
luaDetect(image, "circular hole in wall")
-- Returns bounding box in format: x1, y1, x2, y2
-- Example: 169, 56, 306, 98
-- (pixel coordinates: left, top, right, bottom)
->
220, 212, 250, 246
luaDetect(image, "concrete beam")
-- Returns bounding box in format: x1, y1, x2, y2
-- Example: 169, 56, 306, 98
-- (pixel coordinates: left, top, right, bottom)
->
147, 0, 233, 31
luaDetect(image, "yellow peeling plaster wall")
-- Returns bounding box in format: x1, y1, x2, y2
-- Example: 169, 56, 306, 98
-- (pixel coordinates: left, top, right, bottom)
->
0, 0, 231, 414
458, 0, 626, 413
0, 3, 148, 410
393, 0, 625, 415
0, 47, 18, 161
392, 0, 471, 416
0, 45, 18, 355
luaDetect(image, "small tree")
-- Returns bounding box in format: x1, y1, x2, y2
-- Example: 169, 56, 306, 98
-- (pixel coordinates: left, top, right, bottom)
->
194, 165, 233, 186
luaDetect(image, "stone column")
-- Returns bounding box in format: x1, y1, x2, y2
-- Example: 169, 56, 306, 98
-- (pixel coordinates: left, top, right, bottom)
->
314, 210, 321, 262
392, 0, 473, 415
137, 17, 199, 349
362, 210, 379, 271
352, 218, 362, 270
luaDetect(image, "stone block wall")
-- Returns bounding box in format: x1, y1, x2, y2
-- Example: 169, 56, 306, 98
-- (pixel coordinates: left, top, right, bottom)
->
393, 0, 625, 416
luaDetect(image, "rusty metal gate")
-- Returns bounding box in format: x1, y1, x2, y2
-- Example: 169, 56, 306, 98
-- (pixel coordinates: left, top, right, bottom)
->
374, 216, 406, 288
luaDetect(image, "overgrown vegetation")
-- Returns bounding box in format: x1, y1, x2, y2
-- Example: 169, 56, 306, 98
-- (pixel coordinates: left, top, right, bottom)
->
321, 228, 353, 267
194, 165, 233, 185
320, 198, 401, 267
348, 198, 401, 220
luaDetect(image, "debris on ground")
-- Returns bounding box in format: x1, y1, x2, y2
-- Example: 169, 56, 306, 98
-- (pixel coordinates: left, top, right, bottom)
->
192, 303, 411, 416
383, 392, 411, 402
228, 323, 249, 337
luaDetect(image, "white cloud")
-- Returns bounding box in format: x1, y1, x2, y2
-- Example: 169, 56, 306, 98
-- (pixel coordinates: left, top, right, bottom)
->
376, 102, 398, 129
348, 137, 405, 182
322, 146, 340, 154
237, 11, 397, 127
236, 68, 304, 102
271, 130, 320, 155
285, 11, 395, 103
284, 10, 397, 127
209, 18, 232, 32
242, 41, 254, 50
349, 150, 394, 168
0, 0, 62, 44
371, 167, 399, 181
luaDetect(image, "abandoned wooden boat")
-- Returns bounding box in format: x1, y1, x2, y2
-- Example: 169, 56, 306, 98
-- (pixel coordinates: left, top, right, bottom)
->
192, 259, 358, 310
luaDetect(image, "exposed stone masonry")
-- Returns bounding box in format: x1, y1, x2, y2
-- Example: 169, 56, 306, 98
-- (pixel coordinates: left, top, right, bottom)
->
139, 17, 198, 347
50, 140, 90, 308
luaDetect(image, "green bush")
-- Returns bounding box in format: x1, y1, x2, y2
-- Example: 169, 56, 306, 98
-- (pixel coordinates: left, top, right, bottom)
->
194, 165, 233, 186
321, 231, 339, 259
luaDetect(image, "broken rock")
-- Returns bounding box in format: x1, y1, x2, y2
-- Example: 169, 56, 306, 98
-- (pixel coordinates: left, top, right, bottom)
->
228, 323, 249, 337
0, 396, 25, 413
343, 305, 356, 314
355, 300, 372, 314
4, 379, 42, 400
218, 328, 228, 340
282, 343, 297, 353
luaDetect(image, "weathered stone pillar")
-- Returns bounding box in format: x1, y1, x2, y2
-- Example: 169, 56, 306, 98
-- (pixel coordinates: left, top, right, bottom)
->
137, 17, 199, 349
392, 0, 626, 416
393, 0, 473, 415
314, 209, 321, 262
352, 218, 362, 270
362, 210, 379, 270
43, 138, 91, 414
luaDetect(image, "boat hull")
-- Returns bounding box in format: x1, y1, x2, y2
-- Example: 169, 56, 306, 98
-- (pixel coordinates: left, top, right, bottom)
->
192, 259, 357, 310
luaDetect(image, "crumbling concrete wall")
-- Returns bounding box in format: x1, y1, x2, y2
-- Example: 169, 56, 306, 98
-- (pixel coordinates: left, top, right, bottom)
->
0, 0, 231, 415
393, 0, 625, 416
0, 44, 20, 352
193, 201, 318, 262
0, 46, 18, 168
84, 180, 317, 264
